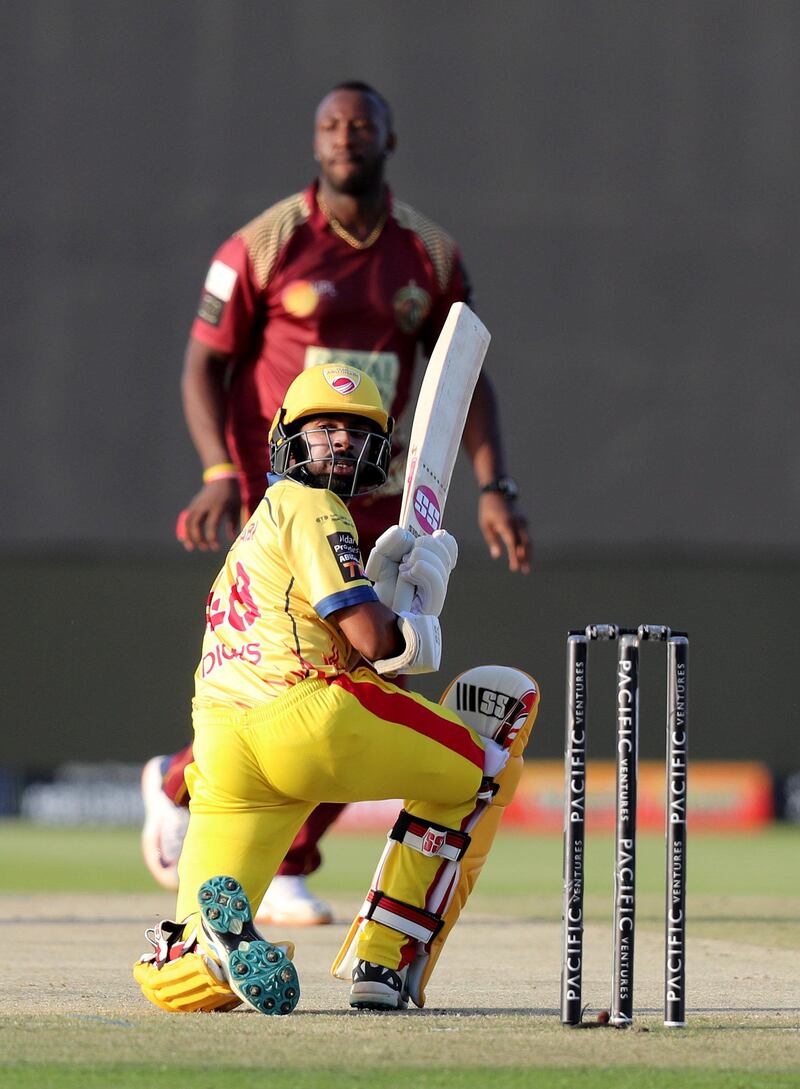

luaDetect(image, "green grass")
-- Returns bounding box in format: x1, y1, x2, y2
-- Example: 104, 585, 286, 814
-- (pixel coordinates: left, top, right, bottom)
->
3, 822, 799, 1086
1, 820, 798, 900
1, 1065, 798, 1089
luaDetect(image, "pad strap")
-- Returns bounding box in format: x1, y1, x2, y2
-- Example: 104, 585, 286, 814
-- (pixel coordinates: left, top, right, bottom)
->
360, 889, 444, 944
389, 809, 471, 862
477, 776, 500, 803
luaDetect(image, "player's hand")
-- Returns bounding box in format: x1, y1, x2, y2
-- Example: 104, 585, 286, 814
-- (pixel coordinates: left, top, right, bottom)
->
399, 531, 458, 617
176, 479, 241, 552
478, 492, 531, 573
365, 525, 416, 607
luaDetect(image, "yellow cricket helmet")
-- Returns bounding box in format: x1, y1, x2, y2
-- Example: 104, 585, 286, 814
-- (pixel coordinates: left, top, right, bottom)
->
268, 364, 393, 497
269, 364, 390, 439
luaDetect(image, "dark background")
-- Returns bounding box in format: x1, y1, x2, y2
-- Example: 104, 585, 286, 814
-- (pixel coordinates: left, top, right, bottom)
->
3, 2, 799, 772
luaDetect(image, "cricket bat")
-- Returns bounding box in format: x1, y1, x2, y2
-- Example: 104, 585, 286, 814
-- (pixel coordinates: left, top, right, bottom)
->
392, 301, 491, 613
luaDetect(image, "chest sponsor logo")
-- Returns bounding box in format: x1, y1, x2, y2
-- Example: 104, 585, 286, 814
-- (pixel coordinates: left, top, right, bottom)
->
393, 280, 431, 334
283, 279, 336, 317
315, 514, 349, 525
326, 530, 364, 582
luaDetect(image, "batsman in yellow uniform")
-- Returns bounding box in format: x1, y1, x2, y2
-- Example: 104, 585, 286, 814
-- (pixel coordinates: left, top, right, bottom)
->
134, 364, 539, 1015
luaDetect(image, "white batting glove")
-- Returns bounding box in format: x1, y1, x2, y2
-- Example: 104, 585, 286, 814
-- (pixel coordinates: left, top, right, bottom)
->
365, 525, 416, 609
396, 530, 458, 617
373, 612, 442, 676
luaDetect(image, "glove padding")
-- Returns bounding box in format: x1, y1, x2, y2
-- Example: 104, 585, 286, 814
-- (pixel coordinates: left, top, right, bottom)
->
365, 525, 416, 609
372, 612, 442, 676
396, 531, 458, 618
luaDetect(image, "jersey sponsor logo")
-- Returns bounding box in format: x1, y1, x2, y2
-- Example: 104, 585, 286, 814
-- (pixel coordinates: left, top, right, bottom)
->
282, 279, 335, 317
201, 641, 262, 678
198, 291, 225, 326
393, 280, 431, 334
413, 485, 441, 533
204, 260, 238, 301
321, 365, 361, 396
198, 261, 238, 327
326, 530, 364, 582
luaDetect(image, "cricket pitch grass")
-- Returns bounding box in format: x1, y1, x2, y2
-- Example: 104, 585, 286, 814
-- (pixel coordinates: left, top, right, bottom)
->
1, 824, 798, 1089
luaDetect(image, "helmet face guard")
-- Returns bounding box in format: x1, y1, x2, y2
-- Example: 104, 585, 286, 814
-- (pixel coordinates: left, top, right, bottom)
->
269, 365, 393, 497
269, 419, 391, 498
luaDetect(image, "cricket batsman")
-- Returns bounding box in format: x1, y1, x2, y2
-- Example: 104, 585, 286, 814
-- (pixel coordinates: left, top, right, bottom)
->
134, 365, 539, 1014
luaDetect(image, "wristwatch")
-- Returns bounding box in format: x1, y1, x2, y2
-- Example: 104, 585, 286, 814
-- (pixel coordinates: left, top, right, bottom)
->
480, 476, 519, 500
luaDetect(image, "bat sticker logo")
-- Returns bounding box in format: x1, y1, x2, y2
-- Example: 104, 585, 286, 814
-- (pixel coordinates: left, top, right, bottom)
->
413, 485, 441, 533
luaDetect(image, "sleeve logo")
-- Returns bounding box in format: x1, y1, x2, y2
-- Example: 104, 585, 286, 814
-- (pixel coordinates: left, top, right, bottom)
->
326, 531, 364, 583
198, 260, 237, 326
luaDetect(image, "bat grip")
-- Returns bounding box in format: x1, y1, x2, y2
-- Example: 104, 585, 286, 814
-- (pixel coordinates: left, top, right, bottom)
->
391, 576, 416, 615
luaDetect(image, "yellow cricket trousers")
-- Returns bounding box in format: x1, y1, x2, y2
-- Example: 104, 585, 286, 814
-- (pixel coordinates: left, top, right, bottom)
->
177, 667, 485, 969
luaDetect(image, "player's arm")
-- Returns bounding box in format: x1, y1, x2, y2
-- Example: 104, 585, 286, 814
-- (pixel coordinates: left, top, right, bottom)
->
335, 599, 442, 676
334, 530, 456, 673
462, 370, 530, 574
334, 600, 404, 663
178, 337, 241, 552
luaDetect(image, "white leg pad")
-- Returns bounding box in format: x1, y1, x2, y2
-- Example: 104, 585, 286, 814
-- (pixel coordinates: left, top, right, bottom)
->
331, 665, 540, 1006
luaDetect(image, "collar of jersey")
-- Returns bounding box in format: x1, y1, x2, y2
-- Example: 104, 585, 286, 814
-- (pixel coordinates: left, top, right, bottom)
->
267, 472, 297, 486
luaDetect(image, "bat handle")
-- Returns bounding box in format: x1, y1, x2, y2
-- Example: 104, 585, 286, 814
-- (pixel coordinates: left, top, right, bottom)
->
392, 576, 415, 615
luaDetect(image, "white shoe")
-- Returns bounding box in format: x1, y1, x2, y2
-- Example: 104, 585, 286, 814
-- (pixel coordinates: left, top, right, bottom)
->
141, 755, 190, 891
255, 875, 333, 926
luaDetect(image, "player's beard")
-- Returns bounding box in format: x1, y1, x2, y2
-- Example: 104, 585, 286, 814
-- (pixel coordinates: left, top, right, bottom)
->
325, 156, 385, 197
304, 455, 360, 497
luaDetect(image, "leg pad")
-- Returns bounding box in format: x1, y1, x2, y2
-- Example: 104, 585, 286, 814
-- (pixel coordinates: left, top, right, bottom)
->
133, 951, 240, 1013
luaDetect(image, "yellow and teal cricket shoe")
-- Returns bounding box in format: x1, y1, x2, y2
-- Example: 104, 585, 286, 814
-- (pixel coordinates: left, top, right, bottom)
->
197, 876, 301, 1015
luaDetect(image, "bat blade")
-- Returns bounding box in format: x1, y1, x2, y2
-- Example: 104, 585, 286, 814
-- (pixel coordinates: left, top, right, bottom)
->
392, 302, 491, 613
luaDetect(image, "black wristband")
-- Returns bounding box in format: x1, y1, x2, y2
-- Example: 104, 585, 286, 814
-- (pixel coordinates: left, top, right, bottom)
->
480, 476, 519, 500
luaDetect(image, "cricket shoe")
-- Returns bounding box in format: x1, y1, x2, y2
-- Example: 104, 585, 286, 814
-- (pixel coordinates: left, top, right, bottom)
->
255, 874, 333, 926
141, 755, 189, 891
349, 959, 409, 1010
198, 876, 301, 1016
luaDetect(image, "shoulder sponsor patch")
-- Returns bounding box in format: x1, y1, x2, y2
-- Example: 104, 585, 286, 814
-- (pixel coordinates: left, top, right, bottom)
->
198, 260, 238, 326
198, 292, 225, 325
204, 260, 238, 301
326, 530, 365, 583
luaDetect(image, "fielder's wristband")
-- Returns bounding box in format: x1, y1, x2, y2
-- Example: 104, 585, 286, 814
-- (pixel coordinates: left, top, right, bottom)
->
480, 476, 519, 500
202, 462, 238, 484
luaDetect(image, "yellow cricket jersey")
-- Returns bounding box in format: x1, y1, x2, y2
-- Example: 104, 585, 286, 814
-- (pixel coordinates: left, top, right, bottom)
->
193, 475, 378, 710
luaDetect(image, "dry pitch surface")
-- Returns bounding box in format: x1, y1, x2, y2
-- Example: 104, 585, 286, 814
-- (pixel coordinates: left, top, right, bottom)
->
3, 888, 800, 1078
